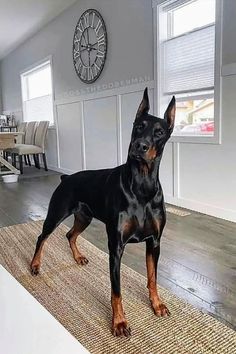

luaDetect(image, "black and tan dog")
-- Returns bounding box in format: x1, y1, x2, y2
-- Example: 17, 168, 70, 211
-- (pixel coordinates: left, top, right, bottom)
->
31, 88, 175, 337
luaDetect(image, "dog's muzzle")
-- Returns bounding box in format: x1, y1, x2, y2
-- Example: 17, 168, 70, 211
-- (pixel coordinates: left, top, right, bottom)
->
130, 139, 150, 160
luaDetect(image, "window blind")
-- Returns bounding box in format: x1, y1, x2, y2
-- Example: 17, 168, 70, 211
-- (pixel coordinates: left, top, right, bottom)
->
162, 24, 215, 94
162, 0, 193, 12
24, 95, 53, 124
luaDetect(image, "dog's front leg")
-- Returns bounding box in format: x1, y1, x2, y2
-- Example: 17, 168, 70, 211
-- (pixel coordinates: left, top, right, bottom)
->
146, 239, 170, 317
108, 234, 131, 337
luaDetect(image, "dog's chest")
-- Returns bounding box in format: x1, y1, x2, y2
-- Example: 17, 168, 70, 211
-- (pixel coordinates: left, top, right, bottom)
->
118, 205, 163, 243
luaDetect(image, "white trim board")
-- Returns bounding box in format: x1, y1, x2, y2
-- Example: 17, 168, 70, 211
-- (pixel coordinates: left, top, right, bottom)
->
165, 195, 236, 223
54, 81, 155, 106
221, 63, 236, 76
48, 165, 75, 175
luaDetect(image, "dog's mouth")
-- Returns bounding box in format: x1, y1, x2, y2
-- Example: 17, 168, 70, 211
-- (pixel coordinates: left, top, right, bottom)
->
129, 149, 157, 163
130, 152, 145, 162
133, 154, 142, 161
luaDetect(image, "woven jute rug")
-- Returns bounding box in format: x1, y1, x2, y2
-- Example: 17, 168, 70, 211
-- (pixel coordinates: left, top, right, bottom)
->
0, 221, 235, 354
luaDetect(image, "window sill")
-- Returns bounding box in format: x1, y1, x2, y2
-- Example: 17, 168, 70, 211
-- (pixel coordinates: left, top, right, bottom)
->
169, 134, 221, 145
48, 124, 56, 130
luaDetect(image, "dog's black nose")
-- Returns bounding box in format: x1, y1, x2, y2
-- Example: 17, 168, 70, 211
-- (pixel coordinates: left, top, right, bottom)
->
136, 141, 149, 152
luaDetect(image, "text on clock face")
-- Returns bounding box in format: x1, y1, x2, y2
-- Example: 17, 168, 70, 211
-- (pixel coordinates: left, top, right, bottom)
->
73, 9, 107, 83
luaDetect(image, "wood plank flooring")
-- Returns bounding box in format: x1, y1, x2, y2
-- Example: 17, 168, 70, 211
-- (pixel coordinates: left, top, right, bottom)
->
0, 171, 235, 330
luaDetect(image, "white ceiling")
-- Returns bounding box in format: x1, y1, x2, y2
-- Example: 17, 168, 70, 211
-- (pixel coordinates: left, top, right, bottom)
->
0, 0, 78, 59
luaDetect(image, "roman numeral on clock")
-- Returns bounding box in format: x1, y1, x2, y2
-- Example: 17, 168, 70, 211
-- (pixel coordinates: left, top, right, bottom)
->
73, 49, 80, 60
97, 34, 105, 48
83, 12, 90, 28
92, 62, 101, 76
94, 19, 102, 35
86, 67, 94, 81
97, 50, 105, 58
77, 20, 84, 33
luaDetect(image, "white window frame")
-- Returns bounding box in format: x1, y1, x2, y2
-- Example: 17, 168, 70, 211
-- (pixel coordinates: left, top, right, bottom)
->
20, 56, 55, 126
152, 0, 223, 144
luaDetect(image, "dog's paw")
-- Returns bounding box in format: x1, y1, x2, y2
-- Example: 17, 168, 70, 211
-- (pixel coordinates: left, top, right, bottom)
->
112, 321, 131, 337
152, 302, 170, 317
75, 255, 89, 265
31, 264, 40, 276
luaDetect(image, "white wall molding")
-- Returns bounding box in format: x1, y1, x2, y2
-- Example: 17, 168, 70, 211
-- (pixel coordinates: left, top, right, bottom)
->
165, 194, 236, 223
116, 95, 122, 165
221, 63, 236, 76
2, 108, 22, 114
55, 80, 154, 106
172, 142, 180, 198
80, 101, 86, 170
47, 165, 75, 175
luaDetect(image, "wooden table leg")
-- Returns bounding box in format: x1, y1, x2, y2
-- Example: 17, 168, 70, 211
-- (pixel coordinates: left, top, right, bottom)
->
0, 155, 20, 175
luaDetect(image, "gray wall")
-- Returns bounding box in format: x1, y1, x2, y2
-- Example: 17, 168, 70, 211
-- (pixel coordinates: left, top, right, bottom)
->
0, 0, 153, 110
222, 0, 236, 65
0, 0, 236, 223
0, 79, 2, 113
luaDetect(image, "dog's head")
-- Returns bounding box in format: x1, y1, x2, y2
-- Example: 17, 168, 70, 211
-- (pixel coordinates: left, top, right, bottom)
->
128, 88, 176, 165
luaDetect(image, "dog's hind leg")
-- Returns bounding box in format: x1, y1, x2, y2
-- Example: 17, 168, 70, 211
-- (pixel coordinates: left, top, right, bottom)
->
31, 218, 60, 275
66, 211, 92, 265
31, 195, 71, 275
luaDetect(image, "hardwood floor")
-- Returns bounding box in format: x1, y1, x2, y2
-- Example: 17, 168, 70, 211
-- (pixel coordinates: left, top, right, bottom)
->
0, 171, 235, 330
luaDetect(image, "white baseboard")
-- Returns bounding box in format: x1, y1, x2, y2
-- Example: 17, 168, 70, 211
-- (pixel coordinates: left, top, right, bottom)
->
165, 195, 236, 223
221, 62, 236, 76
47, 165, 75, 175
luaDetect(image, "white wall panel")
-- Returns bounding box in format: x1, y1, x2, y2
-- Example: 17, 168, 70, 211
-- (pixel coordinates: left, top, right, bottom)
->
177, 75, 236, 219
83, 96, 118, 169
45, 128, 58, 169
57, 102, 83, 172
159, 142, 174, 197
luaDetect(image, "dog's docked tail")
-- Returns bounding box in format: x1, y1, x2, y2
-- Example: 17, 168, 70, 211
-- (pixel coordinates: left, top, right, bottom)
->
60, 174, 69, 181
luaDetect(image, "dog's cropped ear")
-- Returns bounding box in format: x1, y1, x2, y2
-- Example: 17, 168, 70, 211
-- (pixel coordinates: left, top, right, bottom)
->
164, 96, 176, 132
135, 87, 150, 120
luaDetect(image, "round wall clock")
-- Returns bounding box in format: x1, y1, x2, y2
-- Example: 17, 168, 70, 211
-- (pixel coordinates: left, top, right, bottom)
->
73, 9, 108, 84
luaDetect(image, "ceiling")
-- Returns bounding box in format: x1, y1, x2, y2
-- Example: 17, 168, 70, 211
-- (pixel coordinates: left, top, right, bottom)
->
0, 0, 78, 59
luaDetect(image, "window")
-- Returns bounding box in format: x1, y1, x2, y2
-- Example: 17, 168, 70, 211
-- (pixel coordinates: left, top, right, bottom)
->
21, 60, 54, 125
156, 0, 219, 139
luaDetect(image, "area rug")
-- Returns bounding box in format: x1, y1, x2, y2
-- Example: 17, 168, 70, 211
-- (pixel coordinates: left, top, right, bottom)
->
0, 221, 235, 354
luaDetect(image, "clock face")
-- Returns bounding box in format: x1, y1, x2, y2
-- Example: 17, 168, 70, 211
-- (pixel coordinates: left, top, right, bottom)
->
73, 9, 107, 84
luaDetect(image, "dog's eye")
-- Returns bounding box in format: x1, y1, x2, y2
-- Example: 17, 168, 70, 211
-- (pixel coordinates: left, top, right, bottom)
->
154, 129, 164, 138
135, 123, 145, 132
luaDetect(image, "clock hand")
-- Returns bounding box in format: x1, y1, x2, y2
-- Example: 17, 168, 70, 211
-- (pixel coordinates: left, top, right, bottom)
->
81, 32, 88, 46
90, 41, 98, 47
86, 28, 90, 46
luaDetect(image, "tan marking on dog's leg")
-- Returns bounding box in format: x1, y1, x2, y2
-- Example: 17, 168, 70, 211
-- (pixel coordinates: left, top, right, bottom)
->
66, 218, 89, 265
146, 253, 170, 317
31, 239, 46, 275
111, 292, 131, 337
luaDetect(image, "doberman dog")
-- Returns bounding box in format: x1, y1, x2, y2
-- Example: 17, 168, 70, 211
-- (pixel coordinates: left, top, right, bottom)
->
31, 88, 176, 337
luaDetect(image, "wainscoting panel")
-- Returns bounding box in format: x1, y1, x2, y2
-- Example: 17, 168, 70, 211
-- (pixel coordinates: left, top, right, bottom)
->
56, 102, 83, 173
45, 128, 58, 169
159, 142, 174, 198
83, 96, 118, 169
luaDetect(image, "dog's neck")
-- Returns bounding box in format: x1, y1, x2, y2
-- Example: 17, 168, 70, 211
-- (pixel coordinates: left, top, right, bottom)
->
123, 155, 163, 202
